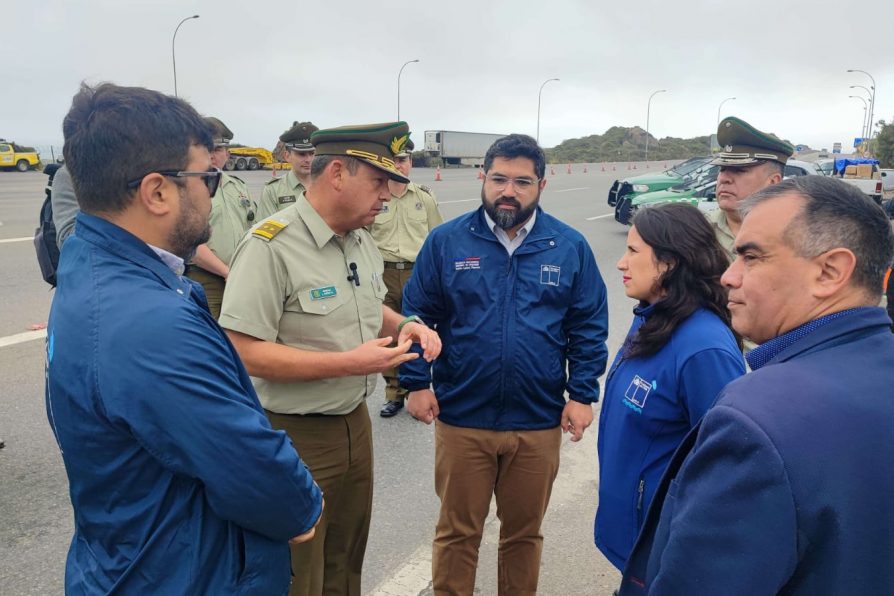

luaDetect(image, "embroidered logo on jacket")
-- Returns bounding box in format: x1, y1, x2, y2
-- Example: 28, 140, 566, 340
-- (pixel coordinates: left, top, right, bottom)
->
455, 257, 481, 271
623, 375, 655, 413
540, 265, 561, 286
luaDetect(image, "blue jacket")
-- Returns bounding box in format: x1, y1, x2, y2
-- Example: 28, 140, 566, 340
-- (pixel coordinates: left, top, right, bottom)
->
400, 207, 609, 430
621, 308, 894, 595
46, 214, 323, 595
595, 305, 745, 570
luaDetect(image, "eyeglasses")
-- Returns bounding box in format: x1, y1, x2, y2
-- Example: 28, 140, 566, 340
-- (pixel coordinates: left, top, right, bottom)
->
126, 167, 222, 196
485, 173, 540, 192
240, 198, 255, 223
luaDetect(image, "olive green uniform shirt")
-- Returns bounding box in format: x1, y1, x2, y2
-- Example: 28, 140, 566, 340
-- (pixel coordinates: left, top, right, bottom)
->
257, 170, 306, 220
706, 208, 736, 263
368, 182, 443, 262
219, 194, 387, 415
206, 172, 256, 267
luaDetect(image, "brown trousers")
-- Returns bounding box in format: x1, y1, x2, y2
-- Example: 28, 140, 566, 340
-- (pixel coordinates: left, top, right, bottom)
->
382, 266, 414, 402
432, 421, 562, 596
266, 402, 374, 596
184, 266, 225, 319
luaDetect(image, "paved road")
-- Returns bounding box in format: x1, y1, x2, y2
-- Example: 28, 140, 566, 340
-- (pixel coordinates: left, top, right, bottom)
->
0, 162, 671, 595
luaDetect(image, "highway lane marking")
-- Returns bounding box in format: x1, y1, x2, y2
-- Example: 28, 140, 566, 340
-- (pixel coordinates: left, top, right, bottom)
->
438, 198, 479, 205
0, 329, 47, 349
585, 213, 614, 221
554, 187, 590, 193
0, 236, 32, 244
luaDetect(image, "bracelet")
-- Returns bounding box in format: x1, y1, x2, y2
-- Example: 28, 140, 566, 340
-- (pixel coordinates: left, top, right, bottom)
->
397, 315, 424, 334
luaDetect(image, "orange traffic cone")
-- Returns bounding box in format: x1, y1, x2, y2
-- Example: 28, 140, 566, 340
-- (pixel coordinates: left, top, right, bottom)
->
435, 166, 442, 182
477, 169, 484, 180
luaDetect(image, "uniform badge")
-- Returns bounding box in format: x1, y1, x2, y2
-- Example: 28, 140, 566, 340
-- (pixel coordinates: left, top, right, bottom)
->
415, 201, 423, 210
623, 375, 655, 413
310, 286, 337, 300
540, 264, 560, 286
279, 195, 296, 205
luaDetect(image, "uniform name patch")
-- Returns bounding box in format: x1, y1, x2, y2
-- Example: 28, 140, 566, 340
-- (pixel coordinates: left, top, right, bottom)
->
310, 286, 337, 300
278, 195, 296, 204
454, 257, 481, 271
540, 265, 561, 286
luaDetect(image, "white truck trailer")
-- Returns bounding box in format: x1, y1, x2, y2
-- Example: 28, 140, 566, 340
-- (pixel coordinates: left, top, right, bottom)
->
424, 130, 507, 166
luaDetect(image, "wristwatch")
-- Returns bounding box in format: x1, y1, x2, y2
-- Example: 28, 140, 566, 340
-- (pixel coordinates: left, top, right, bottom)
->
397, 315, 425, 333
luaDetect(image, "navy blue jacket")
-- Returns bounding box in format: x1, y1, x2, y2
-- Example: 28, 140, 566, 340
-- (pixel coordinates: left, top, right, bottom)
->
46, 214, 323, 595
400, 207, 609, 430
596, 305, 744, 570
621, 308, 894, 595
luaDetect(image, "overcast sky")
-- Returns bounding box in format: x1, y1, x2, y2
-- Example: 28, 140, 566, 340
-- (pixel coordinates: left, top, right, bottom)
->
4, 0, 892, 155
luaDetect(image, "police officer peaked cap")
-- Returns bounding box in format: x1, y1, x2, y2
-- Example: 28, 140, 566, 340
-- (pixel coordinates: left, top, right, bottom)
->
311, 121, 411, 183
711, 116, 794, 166
394, 138, 415, 158
205, 116, 234, 147
280, 121, 319, 150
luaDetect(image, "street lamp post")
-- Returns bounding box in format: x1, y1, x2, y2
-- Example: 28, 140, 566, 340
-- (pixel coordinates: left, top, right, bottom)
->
172, 15, 199, 98
850, 85, 873, 138
849, 95, 869, 139
397, 59, 420, 121
645, 89, 666, 162
536, 78, 559, 144
848, 69, 876, 138
717, 97, 736, 126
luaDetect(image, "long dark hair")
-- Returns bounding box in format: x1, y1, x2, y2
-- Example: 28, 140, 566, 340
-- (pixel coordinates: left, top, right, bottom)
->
625, 203, 739, 358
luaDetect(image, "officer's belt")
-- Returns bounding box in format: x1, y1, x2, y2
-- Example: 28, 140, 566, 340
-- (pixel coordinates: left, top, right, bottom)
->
384, 261, 414, 270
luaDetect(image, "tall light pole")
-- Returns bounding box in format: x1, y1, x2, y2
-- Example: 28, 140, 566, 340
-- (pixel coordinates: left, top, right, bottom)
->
645, 89, 666, 161
536, 78, 559, 144
172, 15, 199, 98
850, 85, 872, 138
717, 96, 736, 126
849, 95, 869, 139
397, 59, 420, 120
848, 69, 876, 138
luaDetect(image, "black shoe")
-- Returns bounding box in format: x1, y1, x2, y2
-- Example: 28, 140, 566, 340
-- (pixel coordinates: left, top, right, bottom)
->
379, 400, 404, 417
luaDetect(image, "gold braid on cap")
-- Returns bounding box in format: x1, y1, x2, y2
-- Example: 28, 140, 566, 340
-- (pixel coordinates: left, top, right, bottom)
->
390, 134, 409, 155
346, 149, 397, 170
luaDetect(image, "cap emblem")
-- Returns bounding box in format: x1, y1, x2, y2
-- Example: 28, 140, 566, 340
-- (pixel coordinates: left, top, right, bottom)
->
390, 134, 410, 155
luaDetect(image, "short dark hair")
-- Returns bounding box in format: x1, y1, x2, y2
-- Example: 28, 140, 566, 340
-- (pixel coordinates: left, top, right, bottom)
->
62, 82, 213, 214
763, 159, 784, 177
309, 155, 360, 179
483, 134, 546, 179
742, 176, 894, 295
626, 203, 739, 358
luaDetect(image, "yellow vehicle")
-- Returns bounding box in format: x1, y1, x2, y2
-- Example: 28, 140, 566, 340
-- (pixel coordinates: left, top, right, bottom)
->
0, 140, 41, 171
225, 146, 279, 171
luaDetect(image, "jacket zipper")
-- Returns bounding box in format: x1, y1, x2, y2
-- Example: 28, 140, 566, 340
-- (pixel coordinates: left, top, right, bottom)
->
636, 479, 645, 514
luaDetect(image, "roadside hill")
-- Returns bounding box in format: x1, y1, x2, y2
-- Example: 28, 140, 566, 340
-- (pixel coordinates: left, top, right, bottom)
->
546, 126, 713, 162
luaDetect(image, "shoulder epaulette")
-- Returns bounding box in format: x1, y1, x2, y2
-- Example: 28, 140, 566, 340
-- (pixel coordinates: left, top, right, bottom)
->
252, 219, 288, 241
264, 177, 280, 186
230, 175, 245, 184
418, 184, 433, 194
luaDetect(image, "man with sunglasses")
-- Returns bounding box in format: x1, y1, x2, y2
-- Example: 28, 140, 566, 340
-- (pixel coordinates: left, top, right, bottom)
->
46, 83, 322, 594
368, 138, 443, 418
401, 133, 609, 594
257, 121, 319, 219
186, 116, 258, 318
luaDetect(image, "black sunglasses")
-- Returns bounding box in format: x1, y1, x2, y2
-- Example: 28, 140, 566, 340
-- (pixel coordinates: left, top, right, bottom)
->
126, 167, 222, 196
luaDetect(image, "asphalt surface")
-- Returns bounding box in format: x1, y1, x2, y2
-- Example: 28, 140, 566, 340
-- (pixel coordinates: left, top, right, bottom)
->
0, 161, 673, 595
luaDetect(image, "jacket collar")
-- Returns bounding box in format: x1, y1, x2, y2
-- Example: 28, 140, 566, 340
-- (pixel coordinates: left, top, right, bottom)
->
747, 307, 890, 370
73, 213, 195, 296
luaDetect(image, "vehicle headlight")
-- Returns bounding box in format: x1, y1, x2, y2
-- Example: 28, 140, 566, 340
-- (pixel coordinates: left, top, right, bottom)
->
632, 184, 650, 192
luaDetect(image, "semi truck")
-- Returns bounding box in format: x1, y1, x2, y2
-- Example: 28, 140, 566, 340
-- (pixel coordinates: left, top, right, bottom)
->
224, 146, 277, 171
424, 130, 507, 166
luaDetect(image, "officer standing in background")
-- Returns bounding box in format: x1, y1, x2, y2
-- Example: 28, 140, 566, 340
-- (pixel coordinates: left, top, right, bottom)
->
186, 116, 257, 318
219, 121, 441, 596
257, 121, 319, 220
707, 116, 794, 261
369, 137, 444, 417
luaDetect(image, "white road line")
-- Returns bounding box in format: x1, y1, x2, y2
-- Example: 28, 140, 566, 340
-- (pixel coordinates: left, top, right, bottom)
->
585, 213, 615, 221
0, 329, 47, 349
554, 187, 590, 193
438, 198, 479, 205
0, 236, 32, 244
369, 543, 434, 596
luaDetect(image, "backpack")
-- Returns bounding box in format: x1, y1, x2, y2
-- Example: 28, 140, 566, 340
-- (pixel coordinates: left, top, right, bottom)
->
34, 163, 62, 287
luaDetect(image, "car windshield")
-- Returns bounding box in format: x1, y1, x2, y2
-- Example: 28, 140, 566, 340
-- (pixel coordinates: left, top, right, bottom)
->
670, 157, 711, 176
670, 165, 719, 190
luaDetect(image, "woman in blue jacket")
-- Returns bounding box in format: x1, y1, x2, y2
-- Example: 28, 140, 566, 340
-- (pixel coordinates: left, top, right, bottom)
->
595, 202, 745, 571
